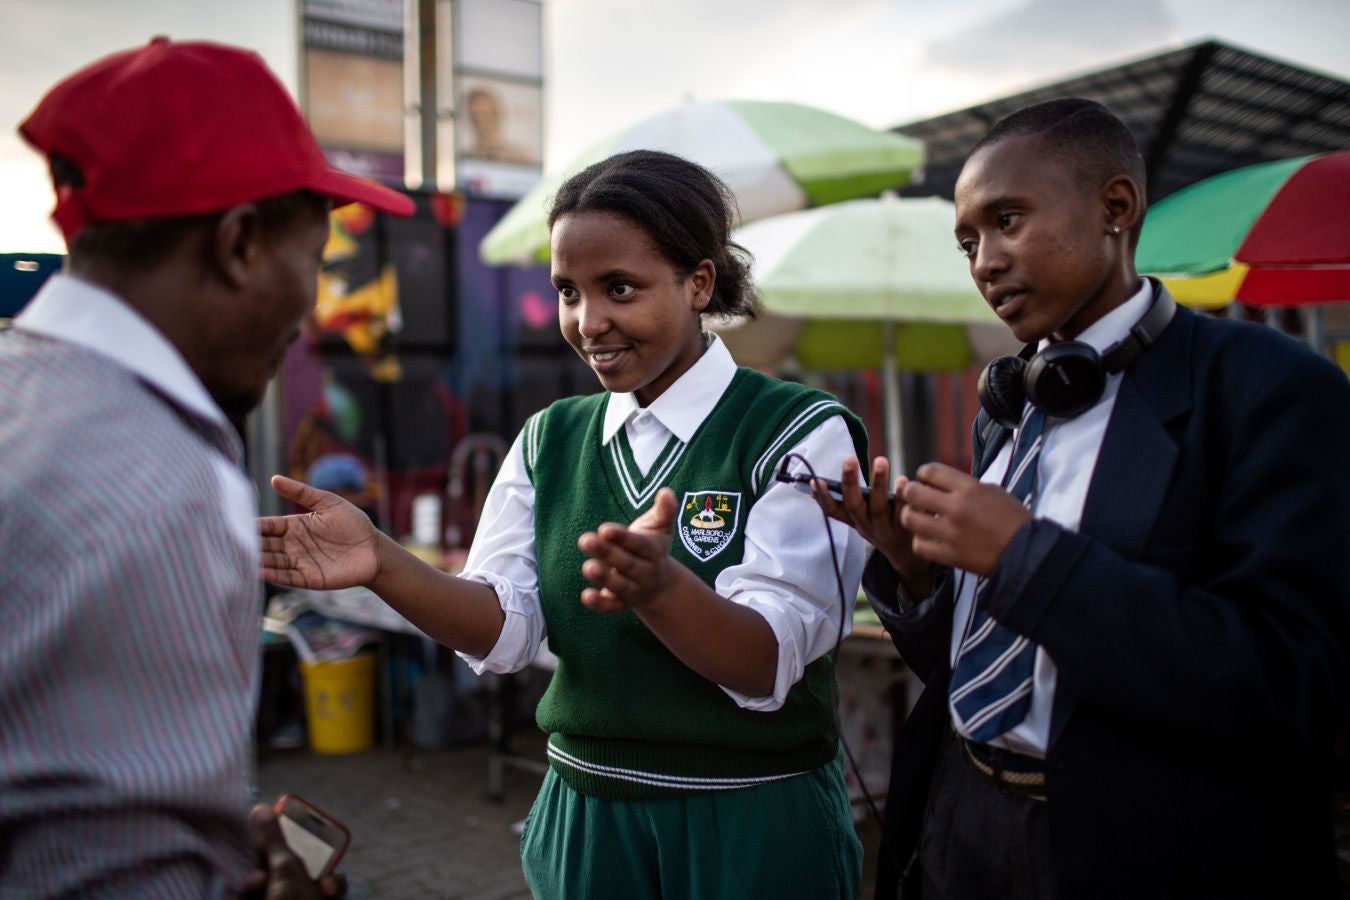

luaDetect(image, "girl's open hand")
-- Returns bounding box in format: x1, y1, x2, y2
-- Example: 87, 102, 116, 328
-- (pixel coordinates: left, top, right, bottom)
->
577, 487, 679, 613
259, 475, 382, 590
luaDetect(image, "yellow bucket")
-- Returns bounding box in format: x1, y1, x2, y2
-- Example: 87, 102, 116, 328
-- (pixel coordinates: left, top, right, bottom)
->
300, 654, 376, 754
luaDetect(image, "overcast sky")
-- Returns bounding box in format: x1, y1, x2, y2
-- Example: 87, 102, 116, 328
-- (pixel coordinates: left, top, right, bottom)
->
2, 0, 1348, 253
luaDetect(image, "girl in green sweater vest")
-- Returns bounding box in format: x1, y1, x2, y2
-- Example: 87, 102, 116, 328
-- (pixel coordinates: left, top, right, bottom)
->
260, 151, 867, 898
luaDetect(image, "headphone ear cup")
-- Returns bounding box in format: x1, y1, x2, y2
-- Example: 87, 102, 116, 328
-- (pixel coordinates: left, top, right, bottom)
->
1024, 341, 1106, 419
978, 356, 1028, 428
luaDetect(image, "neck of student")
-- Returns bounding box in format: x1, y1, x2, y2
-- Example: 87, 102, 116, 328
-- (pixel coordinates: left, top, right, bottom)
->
1055, 266, 1143, 342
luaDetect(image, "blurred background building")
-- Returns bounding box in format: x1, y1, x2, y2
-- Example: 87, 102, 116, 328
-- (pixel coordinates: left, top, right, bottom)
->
270, 0, 581, 544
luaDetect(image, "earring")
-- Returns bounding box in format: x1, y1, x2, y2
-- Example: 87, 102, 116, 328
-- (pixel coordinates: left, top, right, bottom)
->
1111, 225, 1121, 234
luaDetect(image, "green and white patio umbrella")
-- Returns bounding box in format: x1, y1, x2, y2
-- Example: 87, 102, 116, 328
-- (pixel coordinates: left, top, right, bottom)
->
478, 100, 924, 265
714, 195, 1015, 473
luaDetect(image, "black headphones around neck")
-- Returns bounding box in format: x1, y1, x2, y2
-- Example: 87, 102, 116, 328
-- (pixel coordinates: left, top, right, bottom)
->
977, 283, 1177, 427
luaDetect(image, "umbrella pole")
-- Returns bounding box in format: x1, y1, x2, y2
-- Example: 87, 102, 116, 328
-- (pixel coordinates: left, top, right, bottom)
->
883, 321, 906, 476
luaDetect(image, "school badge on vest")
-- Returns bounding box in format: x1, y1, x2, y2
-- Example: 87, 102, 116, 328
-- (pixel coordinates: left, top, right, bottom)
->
677, 491, 742, 562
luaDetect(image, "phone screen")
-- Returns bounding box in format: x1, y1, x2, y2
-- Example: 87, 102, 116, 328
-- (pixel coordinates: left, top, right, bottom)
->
275, 796, 347, 880
278, 814, 337, 879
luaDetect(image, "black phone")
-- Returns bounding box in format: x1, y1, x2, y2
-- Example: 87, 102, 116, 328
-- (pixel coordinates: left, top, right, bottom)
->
774, 470, 895, 502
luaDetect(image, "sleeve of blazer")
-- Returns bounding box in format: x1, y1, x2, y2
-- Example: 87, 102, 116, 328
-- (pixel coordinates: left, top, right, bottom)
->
983, 346, 1350, 751
861, 406, 1001, 686
863, 551, 954, 684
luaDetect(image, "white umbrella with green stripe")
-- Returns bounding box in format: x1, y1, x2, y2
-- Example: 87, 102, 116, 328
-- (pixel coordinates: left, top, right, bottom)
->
714, 195, 1016, 474
478, 100, 924, 265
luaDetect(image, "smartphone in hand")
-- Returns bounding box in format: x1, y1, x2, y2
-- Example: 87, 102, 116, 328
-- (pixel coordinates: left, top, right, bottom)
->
274, 794, 350, 880
776, 470, 895, 502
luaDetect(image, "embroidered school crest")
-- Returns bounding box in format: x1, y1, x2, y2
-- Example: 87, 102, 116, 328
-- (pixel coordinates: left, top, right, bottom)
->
677, 491, 742, 562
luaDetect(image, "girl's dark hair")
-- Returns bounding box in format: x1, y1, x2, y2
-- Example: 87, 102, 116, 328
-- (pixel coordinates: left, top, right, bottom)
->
547, 150, 759, 320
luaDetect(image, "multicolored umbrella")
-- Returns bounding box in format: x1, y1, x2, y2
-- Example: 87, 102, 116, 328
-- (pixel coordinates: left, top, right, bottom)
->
478, 100, 924, 265
1136, 152, 1350, 308
713, 196, 1016, 473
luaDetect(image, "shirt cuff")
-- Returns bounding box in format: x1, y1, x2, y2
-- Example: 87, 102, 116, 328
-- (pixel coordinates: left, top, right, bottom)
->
862, 549, 943, 630
453, 569, 541, 675
861, 549, 903, 611
716, 600, 810, 713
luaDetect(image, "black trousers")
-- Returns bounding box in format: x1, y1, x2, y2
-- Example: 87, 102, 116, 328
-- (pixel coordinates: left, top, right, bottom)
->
917, 730, 1058, 900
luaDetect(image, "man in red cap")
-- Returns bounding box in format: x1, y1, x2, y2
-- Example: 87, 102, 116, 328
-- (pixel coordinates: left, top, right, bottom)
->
0, 38, 413, 897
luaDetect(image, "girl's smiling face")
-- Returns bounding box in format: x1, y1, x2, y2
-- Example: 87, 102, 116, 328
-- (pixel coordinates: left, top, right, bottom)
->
551, 210, 714, 407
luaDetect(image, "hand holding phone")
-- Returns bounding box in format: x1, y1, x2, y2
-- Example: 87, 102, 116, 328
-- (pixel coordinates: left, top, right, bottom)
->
274, 794, 350, 881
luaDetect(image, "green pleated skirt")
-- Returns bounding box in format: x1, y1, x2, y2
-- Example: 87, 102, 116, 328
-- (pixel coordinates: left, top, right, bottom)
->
520, 751, 862, 899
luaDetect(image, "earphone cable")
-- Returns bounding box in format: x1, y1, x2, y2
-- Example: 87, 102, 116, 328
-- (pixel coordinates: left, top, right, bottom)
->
779, 452, 897, 871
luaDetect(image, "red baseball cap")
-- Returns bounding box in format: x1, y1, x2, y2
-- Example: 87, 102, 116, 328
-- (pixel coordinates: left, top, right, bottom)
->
19, 36, 415, 240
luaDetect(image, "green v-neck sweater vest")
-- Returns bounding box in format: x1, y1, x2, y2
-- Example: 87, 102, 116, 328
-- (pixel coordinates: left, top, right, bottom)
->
522, 368, 867, 800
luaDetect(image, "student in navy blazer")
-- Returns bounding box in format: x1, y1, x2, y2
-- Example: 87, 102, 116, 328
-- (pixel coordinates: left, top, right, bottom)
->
825, 99, 1350, 899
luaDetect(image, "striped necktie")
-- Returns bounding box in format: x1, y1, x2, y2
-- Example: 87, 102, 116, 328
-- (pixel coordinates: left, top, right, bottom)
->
949, 404, 1047, 743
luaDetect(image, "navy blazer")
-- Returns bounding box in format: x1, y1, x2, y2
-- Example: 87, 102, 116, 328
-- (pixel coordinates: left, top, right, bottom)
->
869, 290, 1350, 899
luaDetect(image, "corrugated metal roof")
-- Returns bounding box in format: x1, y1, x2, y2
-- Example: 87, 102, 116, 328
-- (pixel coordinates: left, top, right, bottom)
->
895, 41, 1350, 203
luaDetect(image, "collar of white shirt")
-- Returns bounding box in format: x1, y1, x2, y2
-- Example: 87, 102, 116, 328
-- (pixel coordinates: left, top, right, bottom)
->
1037, 278, 1153, 355
15, 273, 232, 431
600, 333, 738, 446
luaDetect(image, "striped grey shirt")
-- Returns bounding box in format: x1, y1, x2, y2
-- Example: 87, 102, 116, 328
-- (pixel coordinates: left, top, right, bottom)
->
1, 276, 261, 898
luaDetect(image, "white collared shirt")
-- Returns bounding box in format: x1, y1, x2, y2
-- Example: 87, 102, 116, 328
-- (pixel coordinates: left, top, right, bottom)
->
15, 274, 256, 552
951, 280, 1154, 757
458, 335, 866, 711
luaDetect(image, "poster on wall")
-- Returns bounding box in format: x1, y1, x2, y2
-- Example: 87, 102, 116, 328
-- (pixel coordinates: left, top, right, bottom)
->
303, 0, 404, 180
453, 0, 543, 200
455, 74, 542, 199
456, 75, 542, 166
306, 48, 405, 153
